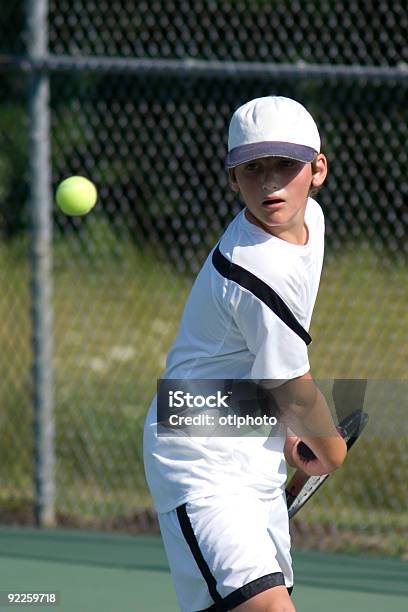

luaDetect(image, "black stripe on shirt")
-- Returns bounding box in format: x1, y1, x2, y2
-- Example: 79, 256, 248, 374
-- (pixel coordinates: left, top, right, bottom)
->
212, 243, 312, 346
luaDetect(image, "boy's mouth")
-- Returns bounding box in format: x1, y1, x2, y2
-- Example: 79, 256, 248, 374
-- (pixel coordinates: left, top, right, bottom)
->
262, 198, 285, 208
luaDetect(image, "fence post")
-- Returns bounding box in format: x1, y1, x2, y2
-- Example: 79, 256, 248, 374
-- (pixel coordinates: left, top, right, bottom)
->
27, 0, 55, 528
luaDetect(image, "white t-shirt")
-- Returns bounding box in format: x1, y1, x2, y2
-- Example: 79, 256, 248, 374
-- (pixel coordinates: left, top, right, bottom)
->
143, 198, 325, 512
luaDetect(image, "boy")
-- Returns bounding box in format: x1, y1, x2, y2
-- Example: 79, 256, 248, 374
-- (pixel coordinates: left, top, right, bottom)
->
143, 96, 347, 611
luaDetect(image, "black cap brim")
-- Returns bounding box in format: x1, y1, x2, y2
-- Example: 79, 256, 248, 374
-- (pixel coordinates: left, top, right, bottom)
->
226, 141, 317, 168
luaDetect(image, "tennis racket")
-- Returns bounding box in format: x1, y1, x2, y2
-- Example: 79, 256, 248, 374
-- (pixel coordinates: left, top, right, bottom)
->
286, 408, 369, 519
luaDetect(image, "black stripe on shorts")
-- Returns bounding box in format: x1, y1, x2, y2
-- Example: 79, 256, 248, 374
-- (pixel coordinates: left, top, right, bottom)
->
177, 504, 293, 612
196, 574, 292, 611
176, 504, 224, 607
212, 243, 312, 346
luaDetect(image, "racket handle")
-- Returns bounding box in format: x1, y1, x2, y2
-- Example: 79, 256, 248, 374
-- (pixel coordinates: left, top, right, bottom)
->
286, 470, 309, 506
297, 441, 316, 460
297, 425, 346, 461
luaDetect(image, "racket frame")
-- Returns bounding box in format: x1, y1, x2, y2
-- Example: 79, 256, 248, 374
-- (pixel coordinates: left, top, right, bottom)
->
285, 409, 368, 519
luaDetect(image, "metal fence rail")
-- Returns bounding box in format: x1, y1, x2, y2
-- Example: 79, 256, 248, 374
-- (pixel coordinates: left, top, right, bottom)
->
0, 1, 407, 557
3, 53, 408, 80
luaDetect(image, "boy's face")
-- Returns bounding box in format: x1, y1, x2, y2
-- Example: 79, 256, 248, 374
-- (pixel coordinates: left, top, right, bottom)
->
229, 154, 327, 241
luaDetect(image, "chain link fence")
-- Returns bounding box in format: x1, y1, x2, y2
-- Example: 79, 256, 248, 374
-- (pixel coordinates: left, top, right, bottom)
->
1, 1, 407, 557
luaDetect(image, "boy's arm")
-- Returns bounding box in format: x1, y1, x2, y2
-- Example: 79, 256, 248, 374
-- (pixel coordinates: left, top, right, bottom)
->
274, 371, 347, 476
226, 259, 342, 474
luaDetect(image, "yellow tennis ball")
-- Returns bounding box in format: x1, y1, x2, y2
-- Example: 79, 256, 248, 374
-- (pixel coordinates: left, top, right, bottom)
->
56, 176, 98, 216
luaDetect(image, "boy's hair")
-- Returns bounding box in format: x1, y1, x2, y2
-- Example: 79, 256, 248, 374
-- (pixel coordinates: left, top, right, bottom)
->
228, 156, 323, 198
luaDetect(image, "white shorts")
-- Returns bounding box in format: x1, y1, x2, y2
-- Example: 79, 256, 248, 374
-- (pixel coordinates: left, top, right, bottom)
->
158, 489, 293, 612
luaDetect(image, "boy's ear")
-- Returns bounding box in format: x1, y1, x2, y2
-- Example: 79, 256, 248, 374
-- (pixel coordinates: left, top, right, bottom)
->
228, 168, 240, 193
311, 154, 328, 188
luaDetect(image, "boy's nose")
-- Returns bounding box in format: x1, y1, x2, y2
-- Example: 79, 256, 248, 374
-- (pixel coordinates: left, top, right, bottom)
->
262, 169, 279, 192
262, 181, 278, 192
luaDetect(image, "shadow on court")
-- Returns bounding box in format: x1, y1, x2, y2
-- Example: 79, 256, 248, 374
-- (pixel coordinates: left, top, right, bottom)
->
0, 527, 406, 611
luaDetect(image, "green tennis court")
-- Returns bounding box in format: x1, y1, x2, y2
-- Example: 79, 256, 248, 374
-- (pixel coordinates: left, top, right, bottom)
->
0, 526, 406, 611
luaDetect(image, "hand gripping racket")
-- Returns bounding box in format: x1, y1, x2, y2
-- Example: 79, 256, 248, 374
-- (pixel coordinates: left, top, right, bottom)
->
286, 408, 369, 519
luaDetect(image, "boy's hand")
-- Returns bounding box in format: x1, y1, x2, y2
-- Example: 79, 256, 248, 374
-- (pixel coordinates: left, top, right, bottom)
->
284, 435, 339, 476
283, 434, 299, 467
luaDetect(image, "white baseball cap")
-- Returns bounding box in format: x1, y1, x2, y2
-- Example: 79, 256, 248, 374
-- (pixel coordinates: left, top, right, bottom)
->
226, 96, 321, 168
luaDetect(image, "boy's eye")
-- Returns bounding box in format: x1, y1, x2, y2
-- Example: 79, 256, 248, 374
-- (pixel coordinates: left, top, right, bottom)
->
278, 159, 296, 168
244, 162, 260, 172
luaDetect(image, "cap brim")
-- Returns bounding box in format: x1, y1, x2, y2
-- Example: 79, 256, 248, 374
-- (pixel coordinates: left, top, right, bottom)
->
226, 141, 317, 168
